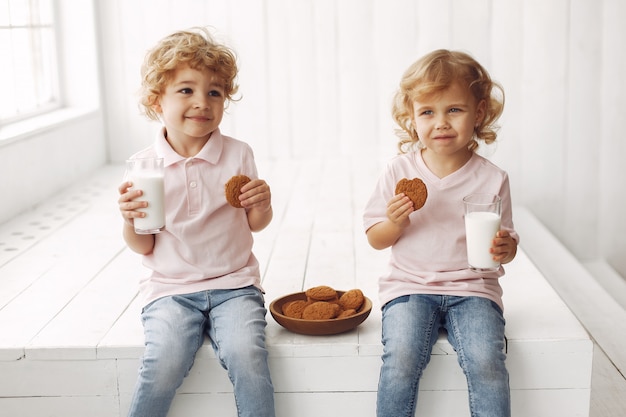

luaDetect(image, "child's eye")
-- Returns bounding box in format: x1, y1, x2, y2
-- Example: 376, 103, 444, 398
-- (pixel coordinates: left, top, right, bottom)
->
421, 110, 433, 116
209, 90, 223, 97
449, 108, 462, 113
179, 88, 193, 94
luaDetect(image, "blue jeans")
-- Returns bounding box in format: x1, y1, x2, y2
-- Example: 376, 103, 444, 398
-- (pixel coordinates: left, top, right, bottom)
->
376, 295, 510, 417
127, 286, 275, 417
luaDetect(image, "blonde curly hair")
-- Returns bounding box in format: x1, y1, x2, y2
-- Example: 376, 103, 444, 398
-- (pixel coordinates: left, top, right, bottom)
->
139, 27, 239, 121
392, 49, 504, 153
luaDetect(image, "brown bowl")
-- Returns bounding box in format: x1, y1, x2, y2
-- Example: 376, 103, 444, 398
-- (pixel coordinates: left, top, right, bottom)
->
269, 291, 373, 335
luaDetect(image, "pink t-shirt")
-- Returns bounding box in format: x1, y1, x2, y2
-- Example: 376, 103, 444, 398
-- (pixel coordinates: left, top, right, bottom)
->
363, 151, 519, 311
129, 127, 262, 307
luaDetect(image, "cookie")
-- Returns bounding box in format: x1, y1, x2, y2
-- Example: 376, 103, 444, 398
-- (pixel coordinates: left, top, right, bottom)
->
338, 289, 365, 311
302, 301, 341, 320
305, 285, 338, 301
337, 309, 357, 319
395, 178, 428, 210
225, 175, 251, 208
282, 300, 310, 319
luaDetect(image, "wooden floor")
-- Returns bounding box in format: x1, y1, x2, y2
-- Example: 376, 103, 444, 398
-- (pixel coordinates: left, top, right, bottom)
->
0, 157, 624, 416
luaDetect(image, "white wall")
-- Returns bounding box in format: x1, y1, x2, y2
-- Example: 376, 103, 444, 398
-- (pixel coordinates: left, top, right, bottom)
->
0, 0, 106, 223
97, 0, 625, 277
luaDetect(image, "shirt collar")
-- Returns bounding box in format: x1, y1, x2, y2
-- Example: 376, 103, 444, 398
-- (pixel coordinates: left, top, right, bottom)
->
154, 126, 224, 166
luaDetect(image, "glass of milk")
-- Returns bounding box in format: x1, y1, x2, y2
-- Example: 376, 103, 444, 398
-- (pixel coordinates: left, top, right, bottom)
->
463, 193, 501, 272
126, 158, 165, 234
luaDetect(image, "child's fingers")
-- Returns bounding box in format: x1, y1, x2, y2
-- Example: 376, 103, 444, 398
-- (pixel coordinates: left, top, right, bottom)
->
240, 180, 269, 199
387, 195, 413, 223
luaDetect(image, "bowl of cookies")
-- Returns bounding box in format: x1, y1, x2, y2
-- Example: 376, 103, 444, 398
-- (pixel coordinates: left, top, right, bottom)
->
269, 286, 372, 335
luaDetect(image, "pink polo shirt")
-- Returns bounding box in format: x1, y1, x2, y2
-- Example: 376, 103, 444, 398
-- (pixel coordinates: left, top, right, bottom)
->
129, 127, 262, 307
363, 151, 519, 311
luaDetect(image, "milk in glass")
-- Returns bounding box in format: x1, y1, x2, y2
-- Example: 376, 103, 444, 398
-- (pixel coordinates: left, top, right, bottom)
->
126, 158, 165, 234
463, 194, 501, 272
465, 211, 501, 270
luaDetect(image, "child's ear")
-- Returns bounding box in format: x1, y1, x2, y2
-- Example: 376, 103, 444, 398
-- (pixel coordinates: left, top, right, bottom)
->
151, 97, 163, 114
475, 99, 487, 126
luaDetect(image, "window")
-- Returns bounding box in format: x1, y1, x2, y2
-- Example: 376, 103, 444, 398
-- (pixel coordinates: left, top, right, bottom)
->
0, 0, 59, 125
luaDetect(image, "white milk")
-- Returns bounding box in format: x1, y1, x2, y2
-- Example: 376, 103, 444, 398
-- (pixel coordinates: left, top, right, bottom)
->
465, 211, 501, 271
130, 173, 165, 233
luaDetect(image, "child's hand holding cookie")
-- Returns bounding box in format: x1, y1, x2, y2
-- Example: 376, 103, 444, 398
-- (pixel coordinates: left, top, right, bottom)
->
240, 179, 272, 211
225, 175, 271, 210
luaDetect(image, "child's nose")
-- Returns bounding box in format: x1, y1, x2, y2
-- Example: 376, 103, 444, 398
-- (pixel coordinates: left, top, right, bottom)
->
193, 94, 210, 109
435, 116, 450, 129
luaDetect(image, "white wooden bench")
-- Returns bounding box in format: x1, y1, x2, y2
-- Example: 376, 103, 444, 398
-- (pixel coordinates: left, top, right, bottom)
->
0, 159, 592, 417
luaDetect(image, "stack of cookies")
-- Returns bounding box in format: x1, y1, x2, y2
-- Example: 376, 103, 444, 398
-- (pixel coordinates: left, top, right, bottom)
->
281, 285, 365, 320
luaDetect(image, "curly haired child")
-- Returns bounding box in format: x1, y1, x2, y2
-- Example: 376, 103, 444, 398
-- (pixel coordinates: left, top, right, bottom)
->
117, 28, 275, 417
364, 49, 519, 417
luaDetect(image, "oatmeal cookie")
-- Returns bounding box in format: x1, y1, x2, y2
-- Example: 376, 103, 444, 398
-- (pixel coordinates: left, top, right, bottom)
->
395, 177, 428, 210
225, 175, 251, 208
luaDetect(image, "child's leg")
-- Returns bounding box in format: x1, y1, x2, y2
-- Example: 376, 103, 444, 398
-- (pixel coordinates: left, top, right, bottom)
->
377, 295, 443, 417
207, 286, 275, 417
445, 296, 510, 417
128, 293, 207, 417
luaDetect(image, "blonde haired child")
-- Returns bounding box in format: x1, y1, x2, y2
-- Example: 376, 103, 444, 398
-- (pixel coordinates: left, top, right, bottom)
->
118, 28, 275, 417
364, 49, 518, 416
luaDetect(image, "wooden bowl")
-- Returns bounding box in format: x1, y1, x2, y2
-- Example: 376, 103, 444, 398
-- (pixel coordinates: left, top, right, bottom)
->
269, 291, 372, 335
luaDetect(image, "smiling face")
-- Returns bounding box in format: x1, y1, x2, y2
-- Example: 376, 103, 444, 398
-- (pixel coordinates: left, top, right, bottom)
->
153, 65, 226, 155
412, 82, 485, 164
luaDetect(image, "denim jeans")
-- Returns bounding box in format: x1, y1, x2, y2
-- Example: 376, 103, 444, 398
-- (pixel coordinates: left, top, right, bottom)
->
376, 295, 510, 417
127, 286, 275, 417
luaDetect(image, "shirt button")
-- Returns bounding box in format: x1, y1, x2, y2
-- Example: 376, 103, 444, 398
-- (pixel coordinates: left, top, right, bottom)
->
189, 181, 197, 188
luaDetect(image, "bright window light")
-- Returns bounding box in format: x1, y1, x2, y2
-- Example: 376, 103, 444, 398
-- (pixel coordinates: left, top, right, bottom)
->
0, 0, 59, 125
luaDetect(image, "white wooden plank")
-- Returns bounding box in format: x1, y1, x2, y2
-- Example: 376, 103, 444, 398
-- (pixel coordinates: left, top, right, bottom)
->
255, 158, 301, 282
371, 0, 419, 159
0, 198, 90, 268
599, 0, 626, 275
583, 260, 626, 310
223, 0, 271, 158
565, 0, 603, 260
284, 0, 318, 157
336, 0, 378, 155
515, 207, 626, 376
416, 0, 452, 52
511, 389, 591, 417
450, 0, 492, 62
489, 0, 524, 196
265, 0, 294, 158
0, 358, 118, 396
312, 0, 340, 154
97, 295, 144, 360
508, 347, 592, 389
0, 208, 125, 345
115, 358, 142, 394
0, 396, 120, 417
501, 250, 590, 342
519, 0, 569, 223
262, 158, 324, 297
590, 344, 626, 417
0, 388, 592, 417
26, 249, 142, 360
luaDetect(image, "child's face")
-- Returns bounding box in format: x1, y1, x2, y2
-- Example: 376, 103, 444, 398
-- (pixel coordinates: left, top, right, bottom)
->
411, 82, 485, 159
153, 65, 226, 144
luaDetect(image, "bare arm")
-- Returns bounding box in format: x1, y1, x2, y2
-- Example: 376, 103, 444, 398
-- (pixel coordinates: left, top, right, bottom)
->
240, 179, 273, 232
366, 194, 413, 250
